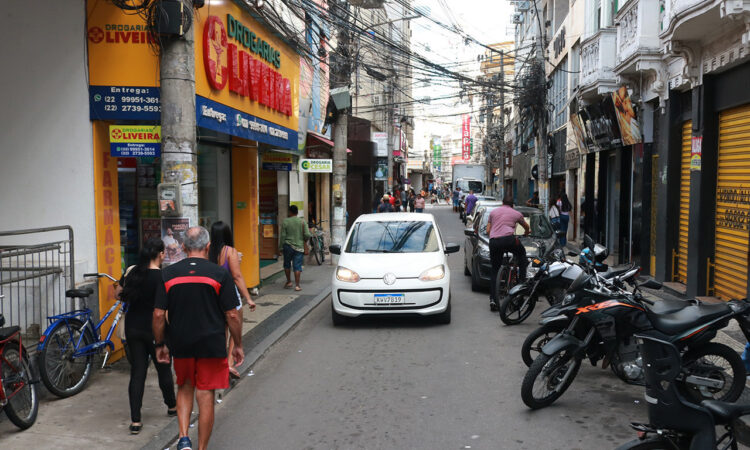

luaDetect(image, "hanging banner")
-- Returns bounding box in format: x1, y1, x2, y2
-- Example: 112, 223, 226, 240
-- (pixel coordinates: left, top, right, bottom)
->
691, 136, 702, 170
461, 115, 471, 160
261, 152, 293, 171
612, 86, 643, 146
373, 131, 388, 157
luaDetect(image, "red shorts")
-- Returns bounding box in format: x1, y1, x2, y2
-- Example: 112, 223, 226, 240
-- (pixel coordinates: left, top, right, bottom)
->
173, 357, 229, 390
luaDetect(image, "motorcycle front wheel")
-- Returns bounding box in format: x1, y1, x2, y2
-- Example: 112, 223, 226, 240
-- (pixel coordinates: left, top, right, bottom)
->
521, 348, 581, 409
679, 342, 745, 403
521, 324, 565, 367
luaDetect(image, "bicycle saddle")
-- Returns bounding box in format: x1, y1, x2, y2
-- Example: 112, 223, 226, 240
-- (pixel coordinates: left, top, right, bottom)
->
66, 288, 93, 298
701, 400, 750, 424
0, 326, 20, 341
646, 302, 731, 335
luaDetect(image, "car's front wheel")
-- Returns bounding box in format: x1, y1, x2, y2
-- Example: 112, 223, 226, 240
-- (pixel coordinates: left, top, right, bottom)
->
434, 299, 451, 325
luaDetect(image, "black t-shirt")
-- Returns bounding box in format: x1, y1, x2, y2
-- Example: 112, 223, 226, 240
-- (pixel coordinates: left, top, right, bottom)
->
155, 258, 237, 359
124, 269, 162, 338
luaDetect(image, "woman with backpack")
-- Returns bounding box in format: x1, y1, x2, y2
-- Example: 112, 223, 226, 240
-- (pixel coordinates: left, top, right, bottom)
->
556, 192, 572, 246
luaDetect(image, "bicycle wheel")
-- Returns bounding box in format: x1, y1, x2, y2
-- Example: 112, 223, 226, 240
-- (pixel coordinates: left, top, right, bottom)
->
316, 236, 325, 265
39, 319, 94, 398
2, 343, 38, 429
311, 237, 323, 265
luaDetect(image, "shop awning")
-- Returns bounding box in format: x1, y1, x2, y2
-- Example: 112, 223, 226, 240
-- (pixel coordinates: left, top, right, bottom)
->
306, 132, 352, 154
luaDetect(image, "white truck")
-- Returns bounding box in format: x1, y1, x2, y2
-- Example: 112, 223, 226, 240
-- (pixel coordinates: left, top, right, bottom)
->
451, 164, 486, 194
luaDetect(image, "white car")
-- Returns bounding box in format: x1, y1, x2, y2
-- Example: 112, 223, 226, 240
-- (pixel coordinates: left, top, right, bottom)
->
329, 213, 459, 325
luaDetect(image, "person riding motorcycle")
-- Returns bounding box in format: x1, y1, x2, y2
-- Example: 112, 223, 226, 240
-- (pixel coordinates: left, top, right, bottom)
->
487, 194, 530, 308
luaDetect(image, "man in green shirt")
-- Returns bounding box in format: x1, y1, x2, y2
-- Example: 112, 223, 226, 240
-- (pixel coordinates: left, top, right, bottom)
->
279, 205, 312, 291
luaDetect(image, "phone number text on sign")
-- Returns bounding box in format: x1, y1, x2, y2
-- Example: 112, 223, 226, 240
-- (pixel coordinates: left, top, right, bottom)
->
90, 85, 162, 120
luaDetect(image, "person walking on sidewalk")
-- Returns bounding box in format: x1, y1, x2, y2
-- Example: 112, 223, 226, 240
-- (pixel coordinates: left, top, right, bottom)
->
279, 205, 311, 292
154, 226, 244, 450
120, 237, 176, 435
378, 195, 394, 212
209, 221, 256, 379
415, 193, 426, 212
556, 192, 572, 246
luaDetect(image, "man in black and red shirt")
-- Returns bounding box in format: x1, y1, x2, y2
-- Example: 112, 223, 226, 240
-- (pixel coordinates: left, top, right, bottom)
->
153, 226, 243, 450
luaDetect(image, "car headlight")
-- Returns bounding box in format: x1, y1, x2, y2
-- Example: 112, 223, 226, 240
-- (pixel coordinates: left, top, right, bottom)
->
419, 264, 445, 281
336, 266, 360, 283
478, 244, 490, 259
562, 293, 575, 306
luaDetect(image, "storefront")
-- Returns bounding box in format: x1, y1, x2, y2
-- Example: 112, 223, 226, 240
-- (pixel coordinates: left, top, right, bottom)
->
86, 0, 300, 359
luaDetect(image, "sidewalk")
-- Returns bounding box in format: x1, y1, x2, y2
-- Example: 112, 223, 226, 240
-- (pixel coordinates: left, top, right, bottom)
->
0, 260, 333, 449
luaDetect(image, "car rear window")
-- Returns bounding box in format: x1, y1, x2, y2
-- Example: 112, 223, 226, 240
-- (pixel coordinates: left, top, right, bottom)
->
345, 221, 439, 253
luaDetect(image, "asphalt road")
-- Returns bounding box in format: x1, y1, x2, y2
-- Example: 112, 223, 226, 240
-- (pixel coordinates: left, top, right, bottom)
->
209, 205, 647, 450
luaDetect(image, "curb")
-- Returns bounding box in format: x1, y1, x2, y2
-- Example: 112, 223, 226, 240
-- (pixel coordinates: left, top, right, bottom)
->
141, 287, 332, 450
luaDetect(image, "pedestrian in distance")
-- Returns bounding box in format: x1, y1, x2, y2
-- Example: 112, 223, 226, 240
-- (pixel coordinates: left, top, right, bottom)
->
378, 195, 394, 212
400, 189, 408, 212
452, 187, 461, 212
372, 190, 382, 213
415, 193, 426, 212
209, 221, 256, 379
120, 237, 176, 435
464, 189, 478, 217
407, 190, 416, 212
556, 192, 572, 246
153, 226, 244, 450
548, 198, 561, 233
279, 205, 311, 292
525, 191, 540, 208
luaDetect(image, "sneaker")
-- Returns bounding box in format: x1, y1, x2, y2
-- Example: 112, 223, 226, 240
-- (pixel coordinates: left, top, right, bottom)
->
177, 436, 192, 450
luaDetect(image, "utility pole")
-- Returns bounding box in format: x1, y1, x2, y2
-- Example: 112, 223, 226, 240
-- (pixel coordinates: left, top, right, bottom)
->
535, 30, 549, 214
499, 50, 505, 200
160, 1, 198, 226
330, 1, 352, 263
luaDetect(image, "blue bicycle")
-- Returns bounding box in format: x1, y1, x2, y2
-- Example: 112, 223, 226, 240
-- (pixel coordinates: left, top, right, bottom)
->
37, 272, 127, 398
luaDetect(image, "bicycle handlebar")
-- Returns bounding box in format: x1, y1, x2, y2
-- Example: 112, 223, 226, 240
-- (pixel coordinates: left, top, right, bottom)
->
84, 272, 118, 282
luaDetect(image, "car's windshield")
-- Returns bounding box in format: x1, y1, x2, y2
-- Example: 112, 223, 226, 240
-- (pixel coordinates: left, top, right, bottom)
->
456, 180, 483, 194
345, 221, 440, 253
479, 208, 554, 238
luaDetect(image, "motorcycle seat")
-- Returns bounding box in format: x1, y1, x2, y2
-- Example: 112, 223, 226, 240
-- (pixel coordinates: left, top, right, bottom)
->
701, 400, 750, 424
0, 326, 20, 341
601, 266, 631, 279
645, 298, 691, 315
647, 302, 731, 335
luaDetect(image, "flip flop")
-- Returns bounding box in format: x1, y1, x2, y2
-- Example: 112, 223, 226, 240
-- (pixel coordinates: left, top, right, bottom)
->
295, 286, 302, 291
284, 282, 293, 289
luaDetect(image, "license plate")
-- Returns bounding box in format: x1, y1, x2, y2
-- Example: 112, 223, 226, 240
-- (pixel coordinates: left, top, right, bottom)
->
374, 294, 404, 304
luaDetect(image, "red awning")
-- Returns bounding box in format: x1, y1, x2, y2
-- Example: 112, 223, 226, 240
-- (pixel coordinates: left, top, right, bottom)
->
306, 132, 352, 153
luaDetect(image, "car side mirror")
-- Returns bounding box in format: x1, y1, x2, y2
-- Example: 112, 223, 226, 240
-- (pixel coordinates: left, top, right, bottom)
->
444, 243, 460, 254
464, 228, 476, 237
329, 244, 341, 255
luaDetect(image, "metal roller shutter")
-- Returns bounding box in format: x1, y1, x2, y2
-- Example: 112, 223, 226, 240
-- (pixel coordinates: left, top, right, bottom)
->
715, 105, 750, 300
677, 121, 691, 283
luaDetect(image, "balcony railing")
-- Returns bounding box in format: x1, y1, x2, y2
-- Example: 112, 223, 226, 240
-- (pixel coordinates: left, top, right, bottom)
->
580, 28, 618, 93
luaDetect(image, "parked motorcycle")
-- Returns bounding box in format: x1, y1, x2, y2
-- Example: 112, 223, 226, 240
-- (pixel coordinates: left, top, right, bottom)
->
520, 268, 749, 410
499, 236, 631, 325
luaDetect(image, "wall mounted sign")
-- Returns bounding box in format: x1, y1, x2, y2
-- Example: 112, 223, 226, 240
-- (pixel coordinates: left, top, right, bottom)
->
109, 125, 161, 157
691, 136, 702, 170
299, 159, 332, 173
261, 152, 293, 171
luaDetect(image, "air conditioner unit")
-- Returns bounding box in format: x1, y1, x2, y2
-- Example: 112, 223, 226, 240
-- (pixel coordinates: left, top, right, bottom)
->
512, 13, 523, 24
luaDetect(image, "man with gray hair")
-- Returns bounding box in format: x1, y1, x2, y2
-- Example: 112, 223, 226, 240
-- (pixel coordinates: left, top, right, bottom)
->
153, 226, 243, 450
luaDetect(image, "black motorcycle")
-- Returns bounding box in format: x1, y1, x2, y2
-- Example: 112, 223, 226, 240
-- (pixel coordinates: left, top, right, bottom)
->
617, 334, 750, 450
520, 269, 749, 410
520, 265, 645, 366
